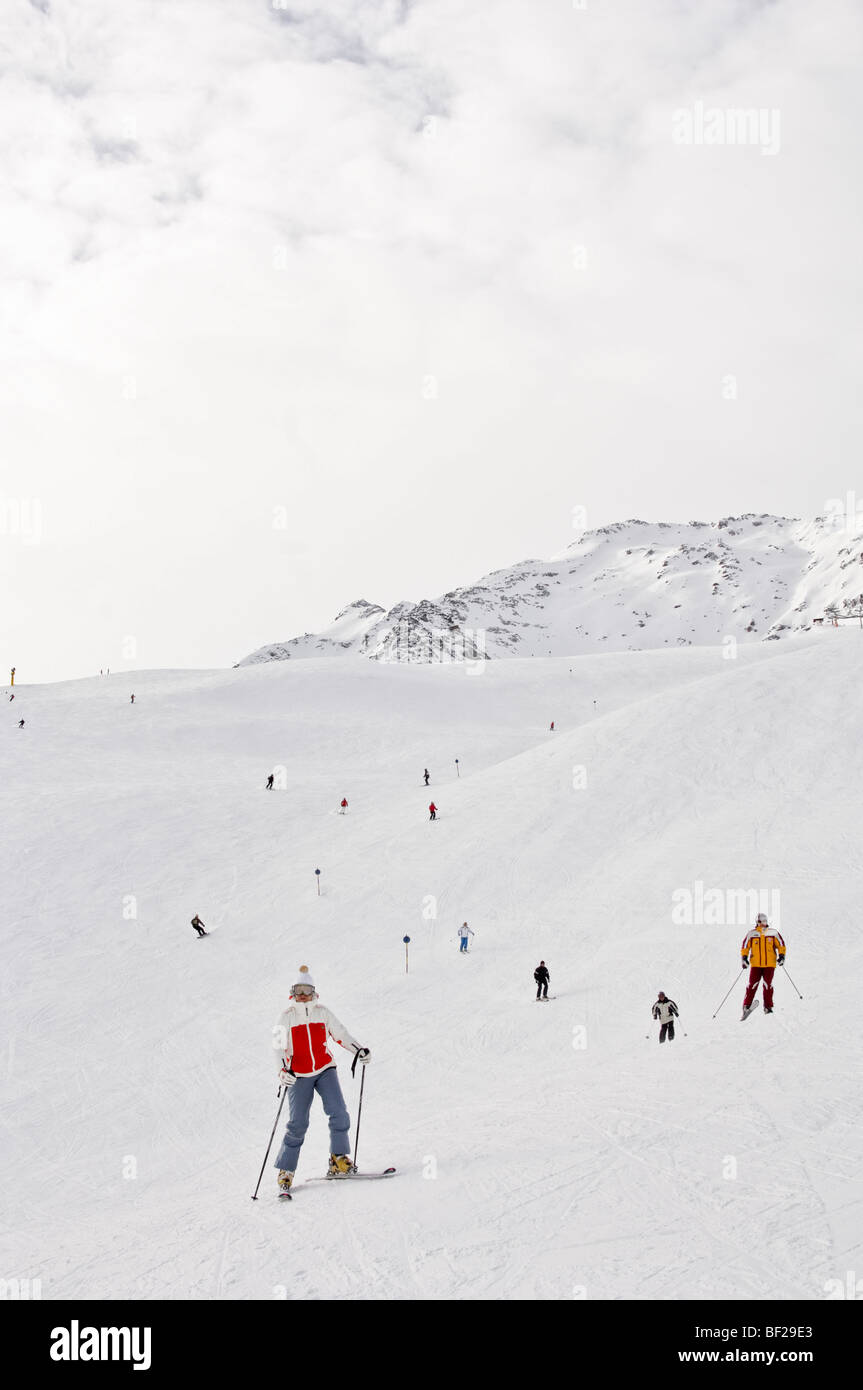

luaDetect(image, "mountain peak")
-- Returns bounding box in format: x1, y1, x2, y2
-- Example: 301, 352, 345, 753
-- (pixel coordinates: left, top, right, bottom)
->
239, 515, 860, 666
333, 599, 385, 623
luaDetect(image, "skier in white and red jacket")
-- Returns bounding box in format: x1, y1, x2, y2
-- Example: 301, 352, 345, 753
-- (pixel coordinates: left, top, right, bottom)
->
271, 966, 370, 1193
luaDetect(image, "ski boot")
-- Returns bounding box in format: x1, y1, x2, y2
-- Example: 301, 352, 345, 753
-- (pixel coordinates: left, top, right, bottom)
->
278, 1170, 295, 1197
764, 1007, 773, 1014
327, 1154, 355, 1180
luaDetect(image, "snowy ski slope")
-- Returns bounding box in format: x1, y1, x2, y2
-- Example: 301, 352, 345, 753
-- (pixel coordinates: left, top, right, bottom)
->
2, 631, 861, 1300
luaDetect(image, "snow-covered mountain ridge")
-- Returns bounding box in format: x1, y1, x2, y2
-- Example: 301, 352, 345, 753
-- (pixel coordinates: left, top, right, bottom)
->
239, 514, 863, 665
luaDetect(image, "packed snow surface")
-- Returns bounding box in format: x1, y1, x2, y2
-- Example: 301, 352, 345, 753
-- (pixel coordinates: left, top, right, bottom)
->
2, 629, 861, 1300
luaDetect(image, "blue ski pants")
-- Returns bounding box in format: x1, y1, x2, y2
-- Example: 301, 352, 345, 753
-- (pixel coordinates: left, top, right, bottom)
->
274, 1066, 351, 1171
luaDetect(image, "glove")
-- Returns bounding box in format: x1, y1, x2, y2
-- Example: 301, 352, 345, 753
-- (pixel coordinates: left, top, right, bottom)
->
278, 1067, 296, 1089
777, 956, 785, 967
356, 1047, 371, 1066
741, 959, 749, 968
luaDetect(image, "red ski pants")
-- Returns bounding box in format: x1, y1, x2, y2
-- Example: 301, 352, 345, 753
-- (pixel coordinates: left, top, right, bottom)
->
743, 966, 775, 1010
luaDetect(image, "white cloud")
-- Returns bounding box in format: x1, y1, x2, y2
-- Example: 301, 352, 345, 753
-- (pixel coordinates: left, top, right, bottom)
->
2, 0, 862, 679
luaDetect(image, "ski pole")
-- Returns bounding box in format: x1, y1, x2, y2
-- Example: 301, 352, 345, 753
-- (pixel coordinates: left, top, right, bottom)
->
780, 964, 803, 998
712, 971, 743, 1018
251, 1083, 290, 1200
352, 1064, 367, 1171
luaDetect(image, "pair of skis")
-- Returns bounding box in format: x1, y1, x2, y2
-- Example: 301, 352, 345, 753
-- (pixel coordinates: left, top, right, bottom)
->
278, 1167, 396, 1201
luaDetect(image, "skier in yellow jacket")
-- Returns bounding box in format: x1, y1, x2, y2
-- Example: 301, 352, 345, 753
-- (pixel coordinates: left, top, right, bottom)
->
740, 913, 785, 1018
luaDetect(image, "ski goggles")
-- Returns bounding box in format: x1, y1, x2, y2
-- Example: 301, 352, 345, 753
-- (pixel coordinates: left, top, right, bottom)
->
292, 986, 315, 999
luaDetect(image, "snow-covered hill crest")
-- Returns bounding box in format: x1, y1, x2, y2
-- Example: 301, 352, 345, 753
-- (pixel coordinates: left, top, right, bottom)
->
239, 514, 863, 665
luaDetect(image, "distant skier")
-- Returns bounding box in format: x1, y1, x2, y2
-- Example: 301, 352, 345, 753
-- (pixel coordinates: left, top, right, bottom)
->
191, 914, 208, 938
272, 966, 370, 1194
457, 922, 473, 953
549, 721, 554, 731
339, 798, 348, 813
130, 694, 135, 704
740, 913, 785, 1018
18, 719, 24, 728
534, 961, 550, 999
652, 991, 679, 1042
266, 774, 274, 790
429, 802, 437, 820
423, 769, 430, 786
8, 693, 13, 701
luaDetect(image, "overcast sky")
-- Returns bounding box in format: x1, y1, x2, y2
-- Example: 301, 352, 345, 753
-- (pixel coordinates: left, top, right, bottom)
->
2, 0, 862, 682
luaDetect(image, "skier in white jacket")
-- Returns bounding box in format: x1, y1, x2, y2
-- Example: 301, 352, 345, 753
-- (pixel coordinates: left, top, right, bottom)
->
271, 966, 370, 1193
457, 922, 474, 953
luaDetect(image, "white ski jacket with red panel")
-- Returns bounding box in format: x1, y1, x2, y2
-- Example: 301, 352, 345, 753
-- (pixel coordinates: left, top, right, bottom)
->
272, 1001, 362, 1078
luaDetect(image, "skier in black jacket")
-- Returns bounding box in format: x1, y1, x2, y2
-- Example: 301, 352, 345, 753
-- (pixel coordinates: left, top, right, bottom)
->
534, 961, 550, 1000
652, 992, 679, 1042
